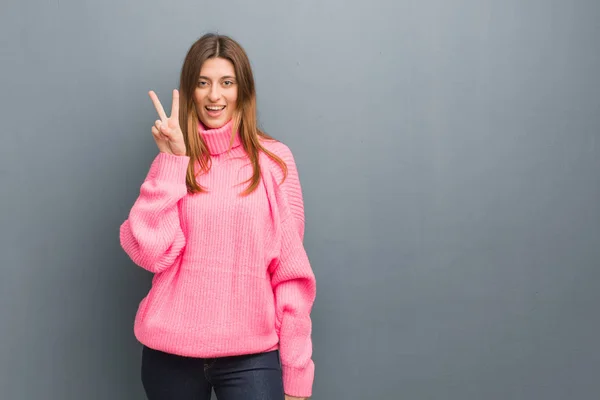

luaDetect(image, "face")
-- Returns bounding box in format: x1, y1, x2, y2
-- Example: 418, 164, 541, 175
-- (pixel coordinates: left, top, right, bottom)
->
193, 57, 238, 129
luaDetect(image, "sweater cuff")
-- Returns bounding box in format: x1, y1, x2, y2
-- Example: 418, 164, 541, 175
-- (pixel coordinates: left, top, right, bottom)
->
150, 152, 190, 183
282, 363, 314, 398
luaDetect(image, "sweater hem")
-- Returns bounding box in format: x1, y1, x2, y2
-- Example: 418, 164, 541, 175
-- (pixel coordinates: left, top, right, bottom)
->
134, 326, 280, 359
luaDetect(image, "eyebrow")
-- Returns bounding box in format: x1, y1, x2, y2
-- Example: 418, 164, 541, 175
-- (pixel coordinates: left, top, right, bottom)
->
198, 75, 236, 80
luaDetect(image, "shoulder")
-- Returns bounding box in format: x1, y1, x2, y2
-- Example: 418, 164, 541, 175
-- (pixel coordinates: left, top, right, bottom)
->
259, 136, 306, 236
260, 137, 296, 163
258, 137, 299, 183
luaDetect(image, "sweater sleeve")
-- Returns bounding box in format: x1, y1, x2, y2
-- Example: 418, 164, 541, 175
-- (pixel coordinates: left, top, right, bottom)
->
269, 167, 316, 398
119, 152, 190, 274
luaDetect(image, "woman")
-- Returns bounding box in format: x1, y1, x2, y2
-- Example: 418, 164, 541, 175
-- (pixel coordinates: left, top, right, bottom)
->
119, 33, 316, 400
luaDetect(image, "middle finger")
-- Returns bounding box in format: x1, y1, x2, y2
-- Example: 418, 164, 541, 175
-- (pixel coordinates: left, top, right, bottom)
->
149, 91, 168, 123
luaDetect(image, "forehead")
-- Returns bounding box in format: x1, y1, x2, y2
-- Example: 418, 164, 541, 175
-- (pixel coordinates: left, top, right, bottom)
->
199, 57, 235, 78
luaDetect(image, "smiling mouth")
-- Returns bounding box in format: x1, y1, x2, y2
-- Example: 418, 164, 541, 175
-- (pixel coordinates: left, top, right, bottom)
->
205, 105, 226, 111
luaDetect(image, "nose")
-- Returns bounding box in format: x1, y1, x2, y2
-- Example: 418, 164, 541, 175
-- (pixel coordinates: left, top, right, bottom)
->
208, 84, 221, 103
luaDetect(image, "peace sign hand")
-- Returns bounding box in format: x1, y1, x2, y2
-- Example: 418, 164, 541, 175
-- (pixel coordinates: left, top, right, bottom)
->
149, 89, 186, 156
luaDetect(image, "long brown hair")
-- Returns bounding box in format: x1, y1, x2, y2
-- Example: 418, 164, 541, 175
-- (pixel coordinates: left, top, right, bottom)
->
178, 33, 287, 195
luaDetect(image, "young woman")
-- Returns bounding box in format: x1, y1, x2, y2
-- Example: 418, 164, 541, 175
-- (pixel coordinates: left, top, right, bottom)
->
119, 33, 316, 400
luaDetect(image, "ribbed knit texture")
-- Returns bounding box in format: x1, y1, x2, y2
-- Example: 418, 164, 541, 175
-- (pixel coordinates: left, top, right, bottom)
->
119, 120, 316, 398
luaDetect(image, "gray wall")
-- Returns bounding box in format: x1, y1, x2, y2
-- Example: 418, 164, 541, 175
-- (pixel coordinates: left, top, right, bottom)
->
1, 0, 599, 399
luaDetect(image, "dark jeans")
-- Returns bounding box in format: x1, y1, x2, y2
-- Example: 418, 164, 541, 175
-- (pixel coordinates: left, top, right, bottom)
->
141, 345, 285, 400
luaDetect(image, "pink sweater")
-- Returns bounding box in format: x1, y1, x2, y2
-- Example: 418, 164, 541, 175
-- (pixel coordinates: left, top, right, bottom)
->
119, 120, 316, 397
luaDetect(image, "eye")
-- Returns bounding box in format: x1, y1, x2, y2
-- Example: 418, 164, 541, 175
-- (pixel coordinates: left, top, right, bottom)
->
223, 80, 235, 87
197, 81, 208, 87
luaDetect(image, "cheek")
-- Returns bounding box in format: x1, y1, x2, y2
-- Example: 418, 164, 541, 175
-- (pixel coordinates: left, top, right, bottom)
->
228, 92, 238, 108
192, 91, 203, 112
192, 89, 202, 104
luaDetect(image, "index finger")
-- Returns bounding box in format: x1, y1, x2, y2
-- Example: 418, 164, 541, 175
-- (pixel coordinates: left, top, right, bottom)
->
171, 89, 179, 118
149, 90, 168, 123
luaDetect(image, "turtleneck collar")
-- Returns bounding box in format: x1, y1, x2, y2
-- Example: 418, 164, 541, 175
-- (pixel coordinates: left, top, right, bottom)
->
198, 119, 242, 155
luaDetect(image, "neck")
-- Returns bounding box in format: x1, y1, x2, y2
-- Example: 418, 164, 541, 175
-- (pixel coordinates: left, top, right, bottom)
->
198, 119, 241, 155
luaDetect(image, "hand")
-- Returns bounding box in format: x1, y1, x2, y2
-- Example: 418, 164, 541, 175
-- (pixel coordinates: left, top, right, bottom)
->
149, 89, 186, 156
285, 396, 308, 400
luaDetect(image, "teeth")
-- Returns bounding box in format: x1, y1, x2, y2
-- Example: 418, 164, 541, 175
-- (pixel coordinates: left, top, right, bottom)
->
206, 106, 225, 111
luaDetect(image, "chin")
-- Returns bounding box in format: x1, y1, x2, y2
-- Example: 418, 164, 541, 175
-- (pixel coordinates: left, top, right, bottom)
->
201, 115, 231, 129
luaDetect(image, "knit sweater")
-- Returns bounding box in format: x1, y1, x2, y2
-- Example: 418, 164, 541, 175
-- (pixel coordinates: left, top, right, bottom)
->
119, 120, 316, 397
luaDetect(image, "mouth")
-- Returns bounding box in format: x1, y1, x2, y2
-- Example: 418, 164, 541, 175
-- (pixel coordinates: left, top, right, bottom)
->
205, 105, 226, 111
204, 105, 226, 118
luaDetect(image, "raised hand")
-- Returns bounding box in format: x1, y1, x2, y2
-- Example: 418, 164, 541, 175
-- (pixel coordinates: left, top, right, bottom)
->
149, 89, 186, 156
